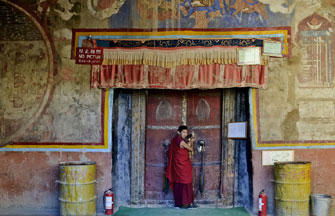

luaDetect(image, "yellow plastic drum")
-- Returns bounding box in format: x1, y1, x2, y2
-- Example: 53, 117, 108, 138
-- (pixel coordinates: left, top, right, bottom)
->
59, 161, 96, 216
274, 162, 311, 216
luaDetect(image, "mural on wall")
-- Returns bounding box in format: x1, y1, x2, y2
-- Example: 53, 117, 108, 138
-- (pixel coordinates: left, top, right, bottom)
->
296, 13, 335, 87
0, 1, 111, 152
87, 0, 126, 19
0, 1, 56, 148
110, 0, 295, 28
0, 41, 51, 142
250, 11, 335, 149
136, 0, 178, 21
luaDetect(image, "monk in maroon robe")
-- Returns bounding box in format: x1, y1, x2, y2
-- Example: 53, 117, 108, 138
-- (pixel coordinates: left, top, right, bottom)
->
166, 125, 195, 208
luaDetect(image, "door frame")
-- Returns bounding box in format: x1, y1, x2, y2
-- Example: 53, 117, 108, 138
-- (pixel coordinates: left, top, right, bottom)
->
128, 89, 250, 207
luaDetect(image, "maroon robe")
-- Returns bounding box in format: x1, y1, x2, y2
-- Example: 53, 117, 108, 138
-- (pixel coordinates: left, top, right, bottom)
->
166, 135, 194, 206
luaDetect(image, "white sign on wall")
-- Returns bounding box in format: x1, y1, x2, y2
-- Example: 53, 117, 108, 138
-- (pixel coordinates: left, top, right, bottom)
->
263, 41, 283, 57
227, 122, 247, 139
238, 47, 261, 65
262, 150, 294, 166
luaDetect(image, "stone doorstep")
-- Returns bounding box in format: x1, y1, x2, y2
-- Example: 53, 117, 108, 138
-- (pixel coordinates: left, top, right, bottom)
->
128, 198, 226, 208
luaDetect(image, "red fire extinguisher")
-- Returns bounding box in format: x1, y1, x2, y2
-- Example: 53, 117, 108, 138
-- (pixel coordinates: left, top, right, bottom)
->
104, 188, 114, 215
258, 189, 267, 216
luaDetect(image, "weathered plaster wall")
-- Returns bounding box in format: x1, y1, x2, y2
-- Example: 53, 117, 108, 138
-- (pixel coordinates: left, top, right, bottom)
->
2, 0, 335, 213
0, 152, 112, 210
253, 1, 335, 214
0, 0, 113, 211
253, 149, 335, 214
258, 1, 335, 142
0, 1, 113, 146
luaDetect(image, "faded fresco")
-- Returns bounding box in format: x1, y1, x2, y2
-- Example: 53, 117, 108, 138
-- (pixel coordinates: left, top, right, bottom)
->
0, 1, 105, 149
0, 41, 50, 143
110, 0, 295, 28
0, 41, 101, 145
296, 13, 334, 88
0, 0, 112, 211
255, 7, 335, 146
2, 0, 335, 212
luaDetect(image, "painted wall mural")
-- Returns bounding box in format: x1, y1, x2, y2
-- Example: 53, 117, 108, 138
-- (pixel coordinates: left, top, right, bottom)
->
0, 1, 111, 152
109, 0, 295, 28
87, 0, 126, 19
0, 41, 51, 143
136, 0, 179, 21
296, 13, 334, 87
251, 11, 335, 149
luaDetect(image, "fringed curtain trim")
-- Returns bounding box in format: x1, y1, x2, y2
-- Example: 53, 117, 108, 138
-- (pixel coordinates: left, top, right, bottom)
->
91, 64, 267, 89
102, 47, 269, 68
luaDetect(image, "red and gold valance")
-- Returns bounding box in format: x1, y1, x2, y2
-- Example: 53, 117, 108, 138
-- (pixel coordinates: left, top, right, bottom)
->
91, 63, 267, 89
102, 47, 269, 68
90, 37, 269, 89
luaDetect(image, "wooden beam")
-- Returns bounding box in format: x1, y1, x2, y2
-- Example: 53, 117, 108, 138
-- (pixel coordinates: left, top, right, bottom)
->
130, 91, 146, 205
221, 89, 236, 207
112, 92, 132, 206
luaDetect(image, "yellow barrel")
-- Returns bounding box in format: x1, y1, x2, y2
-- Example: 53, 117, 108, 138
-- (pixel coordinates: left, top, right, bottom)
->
59, 161, 96, 216
274, 162, 311, 216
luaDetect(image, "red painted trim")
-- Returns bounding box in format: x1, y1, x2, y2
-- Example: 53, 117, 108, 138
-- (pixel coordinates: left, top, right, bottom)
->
72, 27, 291, 32
71, 27, 291, 58
100, 89, 106, 144
259, 140, 335, 144
260, 140, 334, 144
286, 27, 292, 57
10, 143, 104, 146
71, 27, 77, 62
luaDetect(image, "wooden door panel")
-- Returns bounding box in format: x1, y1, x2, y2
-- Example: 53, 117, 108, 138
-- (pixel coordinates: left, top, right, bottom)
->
191, 129, 221, 162
187, 91, 221, 126
193, 166, 221, 191
145, 166, 173, 200
145, 91, 182, 200
146, 90, 182, 126
145, 166, 165, 192
187, 90, 222, 202
146, 129, 175, 164
145, 90, 222, 202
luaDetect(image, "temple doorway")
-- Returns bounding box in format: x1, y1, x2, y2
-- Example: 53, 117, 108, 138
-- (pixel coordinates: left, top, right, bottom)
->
112, 88, 252, 209
145, 90, 222, 205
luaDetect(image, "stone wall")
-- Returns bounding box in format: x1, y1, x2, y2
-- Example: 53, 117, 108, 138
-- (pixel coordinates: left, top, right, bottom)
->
0, 152, 111, 210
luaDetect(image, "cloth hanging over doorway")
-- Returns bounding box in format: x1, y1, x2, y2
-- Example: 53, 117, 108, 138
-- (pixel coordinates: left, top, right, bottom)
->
90, 38, 268, 89
91, 63, 267, 89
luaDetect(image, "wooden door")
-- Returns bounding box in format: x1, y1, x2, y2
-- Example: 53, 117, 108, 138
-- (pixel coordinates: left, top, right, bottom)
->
145, 90, 222, 203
